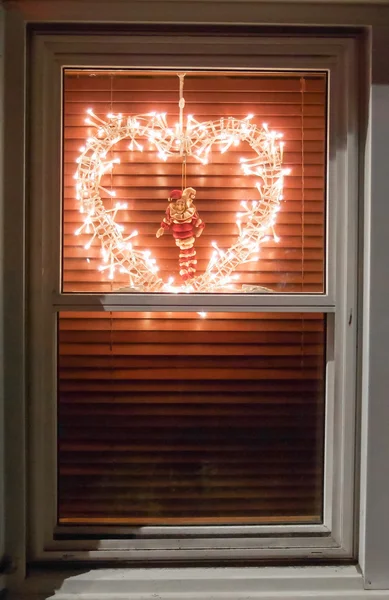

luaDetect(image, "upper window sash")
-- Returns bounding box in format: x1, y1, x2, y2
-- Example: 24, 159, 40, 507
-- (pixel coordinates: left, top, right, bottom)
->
30, 34, 357, 311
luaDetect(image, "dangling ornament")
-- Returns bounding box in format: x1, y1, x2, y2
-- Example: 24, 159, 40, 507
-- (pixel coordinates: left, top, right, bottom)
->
156, 187, 205, 280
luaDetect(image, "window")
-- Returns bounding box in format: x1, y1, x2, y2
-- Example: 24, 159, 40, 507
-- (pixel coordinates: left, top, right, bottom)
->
58, 68, 327, 528
29, 32, 358, 563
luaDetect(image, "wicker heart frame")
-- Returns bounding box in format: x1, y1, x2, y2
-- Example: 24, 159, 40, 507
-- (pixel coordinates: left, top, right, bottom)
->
74, 110, 287, 293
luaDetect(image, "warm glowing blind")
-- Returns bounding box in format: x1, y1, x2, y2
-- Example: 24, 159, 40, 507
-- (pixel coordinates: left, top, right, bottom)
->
63, 71, 326, 293
58, 312, 325, 525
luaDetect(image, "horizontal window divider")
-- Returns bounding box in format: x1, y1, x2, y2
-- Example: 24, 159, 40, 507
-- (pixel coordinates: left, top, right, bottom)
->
53, 293, 335, 312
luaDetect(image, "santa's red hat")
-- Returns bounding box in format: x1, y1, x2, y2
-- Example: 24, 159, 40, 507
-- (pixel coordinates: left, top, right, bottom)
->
168, 189, 182, 202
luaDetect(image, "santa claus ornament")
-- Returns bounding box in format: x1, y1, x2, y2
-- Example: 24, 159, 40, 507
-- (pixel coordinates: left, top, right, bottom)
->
156, 187, 204, 281
74, 73, 289, 293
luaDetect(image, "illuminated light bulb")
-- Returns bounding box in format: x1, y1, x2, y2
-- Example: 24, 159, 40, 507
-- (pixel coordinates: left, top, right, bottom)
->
107, 113, 114, 119
148, 111, 156, 116
263, 236, 270, 242
79, 146, 86, 152
274, 234, 281, 243
85, 117, 92, 125
240, 157, 247, 163
74, 228, 82, 236
198, 312, 207, 318
86, 258, 91, 263
84, 243, 91, 250
283, 168, 292, 175
262, 122, 268, 130
245, 114, 254, 120
129, 142, 134, 151
168, 277, 174, 285
233, 139, 240, 146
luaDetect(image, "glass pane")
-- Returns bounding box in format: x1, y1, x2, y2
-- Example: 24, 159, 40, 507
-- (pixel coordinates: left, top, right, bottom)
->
57, 312, 326, 525
63, 69, 326, 293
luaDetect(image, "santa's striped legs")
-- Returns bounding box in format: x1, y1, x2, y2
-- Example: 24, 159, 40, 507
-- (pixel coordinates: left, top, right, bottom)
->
175, 237, 197, 280
179, 247, 197, 280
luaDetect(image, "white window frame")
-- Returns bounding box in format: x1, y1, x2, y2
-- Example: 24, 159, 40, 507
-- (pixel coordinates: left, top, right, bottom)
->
27, 32, 358, 564
2, 1, 389, 597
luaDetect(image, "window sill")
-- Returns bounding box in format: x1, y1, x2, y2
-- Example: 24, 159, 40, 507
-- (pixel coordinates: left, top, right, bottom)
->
8, 566, 389, 600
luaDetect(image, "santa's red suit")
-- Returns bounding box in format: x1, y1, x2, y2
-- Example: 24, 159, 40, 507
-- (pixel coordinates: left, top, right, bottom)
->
158, 189, 205, 280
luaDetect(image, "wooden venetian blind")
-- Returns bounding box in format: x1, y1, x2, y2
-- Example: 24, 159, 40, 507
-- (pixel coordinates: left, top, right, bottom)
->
58, 312, 325, 525
62, 71, 326, 293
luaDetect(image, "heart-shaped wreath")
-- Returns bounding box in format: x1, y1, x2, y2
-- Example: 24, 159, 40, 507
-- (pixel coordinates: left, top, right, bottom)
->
74, 77, 289, 293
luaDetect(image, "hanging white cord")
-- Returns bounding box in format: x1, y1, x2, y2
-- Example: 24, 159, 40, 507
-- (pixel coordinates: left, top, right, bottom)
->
178, 73, 186, 155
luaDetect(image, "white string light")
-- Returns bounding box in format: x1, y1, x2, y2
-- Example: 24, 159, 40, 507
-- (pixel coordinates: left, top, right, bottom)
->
74, 89, 288, 293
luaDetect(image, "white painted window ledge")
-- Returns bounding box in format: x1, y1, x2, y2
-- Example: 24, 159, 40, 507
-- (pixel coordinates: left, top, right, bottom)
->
9, 566, 389, 600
